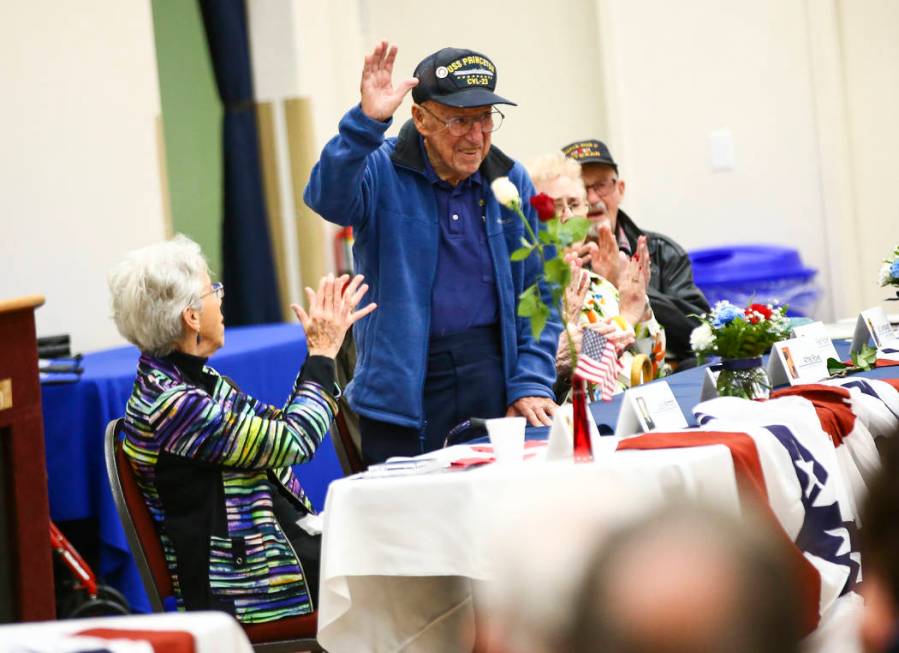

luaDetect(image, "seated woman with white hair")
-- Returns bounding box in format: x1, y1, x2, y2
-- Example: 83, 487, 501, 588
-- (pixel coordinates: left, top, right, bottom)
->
107, 234, 374, 624
526, 152, 666, 399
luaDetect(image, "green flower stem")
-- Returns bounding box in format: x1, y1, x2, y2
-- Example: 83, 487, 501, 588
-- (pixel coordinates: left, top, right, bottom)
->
514, 204, 545, 267
561, 292, 580, 373
514, 203, 580, 373
515, 204, 543, 253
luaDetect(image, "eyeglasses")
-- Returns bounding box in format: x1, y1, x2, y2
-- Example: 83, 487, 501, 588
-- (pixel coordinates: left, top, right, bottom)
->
584, 178, 619, 197
417, 104, 504, 136
553, 197, 588, 214
198, 282, 225, 301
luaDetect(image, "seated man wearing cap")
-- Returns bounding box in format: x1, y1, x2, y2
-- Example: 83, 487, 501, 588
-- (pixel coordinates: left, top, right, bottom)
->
562, 140, 710, 367
305, 42, 560, 465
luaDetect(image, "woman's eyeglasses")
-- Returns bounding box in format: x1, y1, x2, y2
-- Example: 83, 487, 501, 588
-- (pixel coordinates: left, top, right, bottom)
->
553, 198, 588, 214
198, 282, 225, 301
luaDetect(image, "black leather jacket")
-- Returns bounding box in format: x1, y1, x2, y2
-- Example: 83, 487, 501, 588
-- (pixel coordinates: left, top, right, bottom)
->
618, 210, 710, 364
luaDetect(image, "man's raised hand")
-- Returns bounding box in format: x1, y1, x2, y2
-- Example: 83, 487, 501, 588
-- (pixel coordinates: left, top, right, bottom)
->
360, 41, 419, 122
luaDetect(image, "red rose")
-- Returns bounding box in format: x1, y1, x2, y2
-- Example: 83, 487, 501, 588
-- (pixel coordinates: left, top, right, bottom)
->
744, 303, 772, 324
529, 193, 556, 222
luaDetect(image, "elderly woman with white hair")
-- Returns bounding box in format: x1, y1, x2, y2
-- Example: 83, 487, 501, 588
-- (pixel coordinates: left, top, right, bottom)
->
526, 153, 666, 399
107, 234, 375, 625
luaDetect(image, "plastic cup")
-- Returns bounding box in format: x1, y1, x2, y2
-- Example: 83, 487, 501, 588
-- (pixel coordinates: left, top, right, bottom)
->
485, 417, 526, 463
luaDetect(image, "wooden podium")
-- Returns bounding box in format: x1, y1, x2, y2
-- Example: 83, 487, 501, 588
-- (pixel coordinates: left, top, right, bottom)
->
0, 296, 55, 621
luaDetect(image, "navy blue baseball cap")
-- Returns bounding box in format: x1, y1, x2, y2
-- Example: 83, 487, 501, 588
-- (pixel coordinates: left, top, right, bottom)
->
412, 47, 516, 108
562, 139, 618, 173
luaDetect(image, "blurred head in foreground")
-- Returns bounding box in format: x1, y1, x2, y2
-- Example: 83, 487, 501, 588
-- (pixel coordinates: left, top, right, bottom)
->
860, 436, 899, 653
563, 504, 802, 653
477, 500, 801, 653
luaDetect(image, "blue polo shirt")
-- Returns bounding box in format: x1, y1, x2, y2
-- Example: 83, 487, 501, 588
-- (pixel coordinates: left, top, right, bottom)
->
421, 138, 499, 338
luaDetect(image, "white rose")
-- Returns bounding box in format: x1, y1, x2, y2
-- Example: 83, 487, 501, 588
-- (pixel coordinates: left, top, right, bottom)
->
879, 262, 893, 287
491, 177, 520, 209
690, 323, 715, 352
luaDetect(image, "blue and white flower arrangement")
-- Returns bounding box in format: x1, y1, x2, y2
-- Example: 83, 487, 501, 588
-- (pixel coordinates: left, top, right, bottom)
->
690, 300, 790, 364
878, 245, 899, 291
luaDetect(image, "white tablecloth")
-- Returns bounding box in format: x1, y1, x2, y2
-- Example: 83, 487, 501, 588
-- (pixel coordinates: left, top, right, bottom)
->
0, 612, 253, 653
318, 441, 741, 652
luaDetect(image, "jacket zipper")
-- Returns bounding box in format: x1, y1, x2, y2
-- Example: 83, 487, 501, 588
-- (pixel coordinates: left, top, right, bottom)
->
271, 473, 315, 612
485, 194, 510, 381
271, 516, 313, 612
417, 194, 440, 437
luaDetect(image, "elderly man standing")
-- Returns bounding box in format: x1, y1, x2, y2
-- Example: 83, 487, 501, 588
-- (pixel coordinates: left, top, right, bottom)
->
306, 42, 559, 464
562, 139, 709, 367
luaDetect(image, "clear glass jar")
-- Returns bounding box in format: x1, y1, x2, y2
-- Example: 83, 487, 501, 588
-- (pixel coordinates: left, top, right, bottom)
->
716, 358, 770, 400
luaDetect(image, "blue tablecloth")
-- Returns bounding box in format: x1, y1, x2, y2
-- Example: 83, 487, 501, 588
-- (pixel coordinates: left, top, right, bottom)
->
41, 323, 343, 613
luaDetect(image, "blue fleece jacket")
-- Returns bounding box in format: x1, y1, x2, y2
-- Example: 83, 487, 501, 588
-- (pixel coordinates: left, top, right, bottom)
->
304, 105, 560, 428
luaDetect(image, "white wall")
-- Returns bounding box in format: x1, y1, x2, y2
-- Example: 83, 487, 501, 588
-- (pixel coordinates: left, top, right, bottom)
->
0, 1, 166, 352
292, 0, 607, 168
594, 0, 899, 321
838, 0, 899, 312
596, 0, 836, 318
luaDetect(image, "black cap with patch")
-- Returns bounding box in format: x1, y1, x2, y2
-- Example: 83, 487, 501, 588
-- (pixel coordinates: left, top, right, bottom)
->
561, 139, 618, 172
412, 47, 516, 108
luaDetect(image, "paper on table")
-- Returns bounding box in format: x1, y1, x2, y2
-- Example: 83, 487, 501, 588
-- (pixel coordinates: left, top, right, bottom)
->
358, 457, 450, 478
878, 348, 899, 362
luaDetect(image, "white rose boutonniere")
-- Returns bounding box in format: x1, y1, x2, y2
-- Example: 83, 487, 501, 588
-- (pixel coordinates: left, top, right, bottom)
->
490, 177, 520, 210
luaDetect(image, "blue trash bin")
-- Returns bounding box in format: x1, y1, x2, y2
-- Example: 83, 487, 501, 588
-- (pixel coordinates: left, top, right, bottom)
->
688, 245, 820, 317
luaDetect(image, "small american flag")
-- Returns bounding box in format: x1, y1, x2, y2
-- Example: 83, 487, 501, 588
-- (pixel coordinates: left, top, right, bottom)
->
574, 328, 620, 401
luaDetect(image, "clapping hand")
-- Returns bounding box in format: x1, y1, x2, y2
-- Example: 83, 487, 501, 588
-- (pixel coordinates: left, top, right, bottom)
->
360, 41, 419, 122
567, 224, 621, 286
598, 321, 637, 354
618, 242, 651, 326
291, 274, 377, 359
564, 265, 591, 324
635, 235, 652, 287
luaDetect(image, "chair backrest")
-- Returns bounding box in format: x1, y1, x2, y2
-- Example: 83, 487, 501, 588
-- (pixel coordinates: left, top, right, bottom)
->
332, 405, 366, 475
103, 418, 172, 612
332, 333, 366, 475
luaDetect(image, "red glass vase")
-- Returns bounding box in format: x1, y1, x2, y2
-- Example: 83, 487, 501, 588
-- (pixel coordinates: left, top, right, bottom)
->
571, 376, 593, 463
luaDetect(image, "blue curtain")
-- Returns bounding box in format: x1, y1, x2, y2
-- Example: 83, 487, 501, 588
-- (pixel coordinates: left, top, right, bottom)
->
199, 0, 281, 325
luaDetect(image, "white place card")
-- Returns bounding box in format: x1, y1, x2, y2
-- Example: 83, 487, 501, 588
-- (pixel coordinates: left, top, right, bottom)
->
545, 402, 601, 461
792, 321, 840, 363
850, 307, 899, 354
615, 381, 687, 437
767, 338, 829, 386
699, 367, 720, 402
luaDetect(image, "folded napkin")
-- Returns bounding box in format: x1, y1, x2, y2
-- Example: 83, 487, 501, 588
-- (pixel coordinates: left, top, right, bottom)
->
470, 440, 546, 454
451, 441, 546, 467
450, 457, 494, 468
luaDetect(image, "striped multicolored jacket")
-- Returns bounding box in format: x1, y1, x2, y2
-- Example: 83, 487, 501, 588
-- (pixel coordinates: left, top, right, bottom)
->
122, 352, 337, 623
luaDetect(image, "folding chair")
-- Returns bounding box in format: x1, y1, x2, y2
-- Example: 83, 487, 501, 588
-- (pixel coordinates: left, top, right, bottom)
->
104, 418, 324, 652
